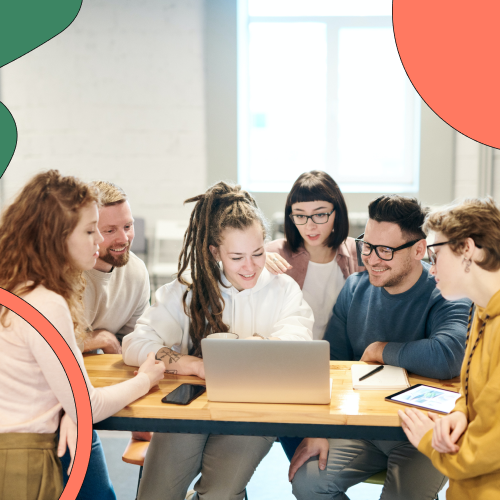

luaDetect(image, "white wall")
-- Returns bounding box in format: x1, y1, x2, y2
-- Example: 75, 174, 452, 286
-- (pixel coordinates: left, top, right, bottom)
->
0, 0, 206, 236
454, 132, 498, 201
2, 0, 494, 234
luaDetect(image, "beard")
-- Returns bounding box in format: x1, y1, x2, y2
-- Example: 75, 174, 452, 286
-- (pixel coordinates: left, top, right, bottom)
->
367, 255, 413, 289
99, 243, 131, 268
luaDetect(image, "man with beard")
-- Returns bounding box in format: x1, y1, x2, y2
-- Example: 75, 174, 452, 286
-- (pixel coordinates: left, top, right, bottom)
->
60, 181, 151, 500
82, 181, 150, 354
289, 195, 470, 500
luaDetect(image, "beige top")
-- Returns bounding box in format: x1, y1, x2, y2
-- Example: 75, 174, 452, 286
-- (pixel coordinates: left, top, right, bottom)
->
0, 285, 150, 434
83, 252, 150, 342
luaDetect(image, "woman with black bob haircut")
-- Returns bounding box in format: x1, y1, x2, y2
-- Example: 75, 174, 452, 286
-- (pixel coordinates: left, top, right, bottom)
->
266, 170, 363, 341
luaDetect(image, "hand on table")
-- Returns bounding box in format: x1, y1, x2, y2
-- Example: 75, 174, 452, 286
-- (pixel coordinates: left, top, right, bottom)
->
360, 342, 388, 363
431, 411, 467, 453
398, 408, 436, 449
57, 413, 77, 475
288, 438, 329, 482
137, 352, 165, 389
265, 252, 292, 275
193, 359, 205, 380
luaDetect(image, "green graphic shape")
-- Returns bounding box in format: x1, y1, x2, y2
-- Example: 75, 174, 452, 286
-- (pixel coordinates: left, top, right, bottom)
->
0, 0, 82, 178
0, 0, 82, 68
0, 102, 17, 179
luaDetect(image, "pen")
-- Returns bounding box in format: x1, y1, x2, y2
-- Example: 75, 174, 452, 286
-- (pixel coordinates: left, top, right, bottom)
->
359, 365, 384, 381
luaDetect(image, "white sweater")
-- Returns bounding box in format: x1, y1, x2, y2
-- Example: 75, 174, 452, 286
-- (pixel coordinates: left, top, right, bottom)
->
0, 285, 150, 433
123, 268, 314, 366
83, 252, 150, 342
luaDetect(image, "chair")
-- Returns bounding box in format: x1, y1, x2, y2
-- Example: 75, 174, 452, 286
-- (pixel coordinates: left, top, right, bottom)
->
149, 220, 188, 289
364, 470, 387, 485
122, 438, 150, 500
122, 438, 249, 500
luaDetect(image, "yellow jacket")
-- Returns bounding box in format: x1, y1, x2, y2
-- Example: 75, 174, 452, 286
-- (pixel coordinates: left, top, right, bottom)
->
418, 289, 500, 499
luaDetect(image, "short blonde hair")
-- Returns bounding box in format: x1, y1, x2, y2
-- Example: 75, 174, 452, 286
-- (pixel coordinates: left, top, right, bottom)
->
92, 180, 127, 207
424, 196, 500, 271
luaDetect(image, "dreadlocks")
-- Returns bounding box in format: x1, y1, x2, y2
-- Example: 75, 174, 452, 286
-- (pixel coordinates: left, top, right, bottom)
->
178, 181, 267, 356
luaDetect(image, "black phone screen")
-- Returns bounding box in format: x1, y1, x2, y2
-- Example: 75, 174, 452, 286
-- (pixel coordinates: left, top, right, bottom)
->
161, 384, 206, 405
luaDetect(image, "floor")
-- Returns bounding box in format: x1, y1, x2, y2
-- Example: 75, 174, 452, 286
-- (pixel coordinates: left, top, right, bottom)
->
99, 431, 449, 499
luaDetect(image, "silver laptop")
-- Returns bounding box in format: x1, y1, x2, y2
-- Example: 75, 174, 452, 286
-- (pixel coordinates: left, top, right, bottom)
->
201, 339, 331, 404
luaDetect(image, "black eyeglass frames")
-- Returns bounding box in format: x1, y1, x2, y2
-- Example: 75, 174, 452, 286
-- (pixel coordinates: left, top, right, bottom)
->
355, 233, 422, 262
426, 241, 452, 265
289, 209, 335, 225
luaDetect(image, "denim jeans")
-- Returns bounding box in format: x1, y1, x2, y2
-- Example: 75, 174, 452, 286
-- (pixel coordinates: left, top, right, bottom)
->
60, 429, 116, 500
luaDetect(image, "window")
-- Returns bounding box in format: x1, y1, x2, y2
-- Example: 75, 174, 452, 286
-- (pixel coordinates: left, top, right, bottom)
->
237, 0, 421, 193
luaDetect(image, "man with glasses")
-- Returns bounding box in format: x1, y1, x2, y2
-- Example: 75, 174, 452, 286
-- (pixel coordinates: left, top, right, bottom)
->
290, 195, 470, 500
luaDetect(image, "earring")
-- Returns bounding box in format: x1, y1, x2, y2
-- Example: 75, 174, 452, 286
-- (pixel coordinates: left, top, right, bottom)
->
462, 257, 472, 273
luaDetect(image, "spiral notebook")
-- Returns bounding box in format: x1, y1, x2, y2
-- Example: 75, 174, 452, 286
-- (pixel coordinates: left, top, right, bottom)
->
351, 364, 410, 391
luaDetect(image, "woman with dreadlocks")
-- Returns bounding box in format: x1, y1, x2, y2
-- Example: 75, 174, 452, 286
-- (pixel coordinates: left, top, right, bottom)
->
123, 181, 314, 500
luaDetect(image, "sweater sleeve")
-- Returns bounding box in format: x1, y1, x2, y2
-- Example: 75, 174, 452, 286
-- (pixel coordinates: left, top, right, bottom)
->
383, 297, 469, 379
418, 359, 500, 480
122, 280, 188, 366
269, 280, 314, 341
323, 279, 354, 361
28, 295, 150, 424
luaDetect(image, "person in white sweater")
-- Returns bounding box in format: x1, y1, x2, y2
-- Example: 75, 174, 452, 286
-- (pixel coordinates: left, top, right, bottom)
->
0, 170, 165, 500
122, 181, 314, 500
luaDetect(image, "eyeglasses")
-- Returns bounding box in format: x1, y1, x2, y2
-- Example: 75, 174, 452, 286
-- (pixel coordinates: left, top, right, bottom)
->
426, 241, 453, 265
355, 233, 422, 262
289, 209, 335, 225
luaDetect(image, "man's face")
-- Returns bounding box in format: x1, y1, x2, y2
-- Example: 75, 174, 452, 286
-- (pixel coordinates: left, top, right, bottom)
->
361, 219, 415, 290
97, 201, 134, 268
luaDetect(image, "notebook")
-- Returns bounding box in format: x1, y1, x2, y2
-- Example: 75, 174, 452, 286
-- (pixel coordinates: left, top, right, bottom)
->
201, 339, 332, 404
351, 364, 410, 391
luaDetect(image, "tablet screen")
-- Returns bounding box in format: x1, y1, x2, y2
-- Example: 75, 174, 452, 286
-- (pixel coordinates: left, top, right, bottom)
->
386, 384, 461, 414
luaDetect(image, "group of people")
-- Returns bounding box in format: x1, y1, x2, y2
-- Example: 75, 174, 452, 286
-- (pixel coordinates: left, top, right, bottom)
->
0, 169, 499, 500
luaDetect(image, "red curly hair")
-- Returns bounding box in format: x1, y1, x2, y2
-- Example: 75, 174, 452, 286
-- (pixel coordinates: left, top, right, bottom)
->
0, 170, 99, 339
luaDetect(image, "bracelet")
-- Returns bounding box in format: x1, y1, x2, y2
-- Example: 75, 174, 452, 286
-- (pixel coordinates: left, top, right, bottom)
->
252, 333, 269, 340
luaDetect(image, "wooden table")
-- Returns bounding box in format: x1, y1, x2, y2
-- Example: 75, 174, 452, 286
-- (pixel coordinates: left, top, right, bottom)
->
86, 355, 460, 441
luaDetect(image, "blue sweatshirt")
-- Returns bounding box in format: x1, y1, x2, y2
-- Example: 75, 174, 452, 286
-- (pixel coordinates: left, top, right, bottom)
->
324, 262, 470, 379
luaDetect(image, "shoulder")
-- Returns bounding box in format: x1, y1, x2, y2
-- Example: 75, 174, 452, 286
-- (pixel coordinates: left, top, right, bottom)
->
124, 252, 149, 279
22, 284, 69, 311
339, 237, 358, 256
266, 239, 307, 259
273, 271, 301, 291
18, 285, 73, 327
155, 278, 189, 304
254, 269, 301, 297
343, 270, 369, 293
266, 238, 292, 256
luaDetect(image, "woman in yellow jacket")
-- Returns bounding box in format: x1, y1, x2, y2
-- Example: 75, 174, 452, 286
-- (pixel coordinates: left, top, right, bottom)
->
399, 197, 500, 499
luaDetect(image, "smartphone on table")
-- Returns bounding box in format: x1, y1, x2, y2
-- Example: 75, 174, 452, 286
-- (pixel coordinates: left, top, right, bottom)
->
161, 384, 206, 405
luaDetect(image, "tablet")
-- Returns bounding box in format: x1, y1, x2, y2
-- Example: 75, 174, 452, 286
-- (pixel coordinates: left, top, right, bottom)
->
385, 384, 461, 414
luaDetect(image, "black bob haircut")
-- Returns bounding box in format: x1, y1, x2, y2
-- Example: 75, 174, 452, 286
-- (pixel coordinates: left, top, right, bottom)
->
368, 195, 428, 240
284, 171, 349, 253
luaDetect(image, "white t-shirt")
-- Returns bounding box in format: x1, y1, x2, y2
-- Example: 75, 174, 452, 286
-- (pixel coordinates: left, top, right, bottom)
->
302, 258, 346, 340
